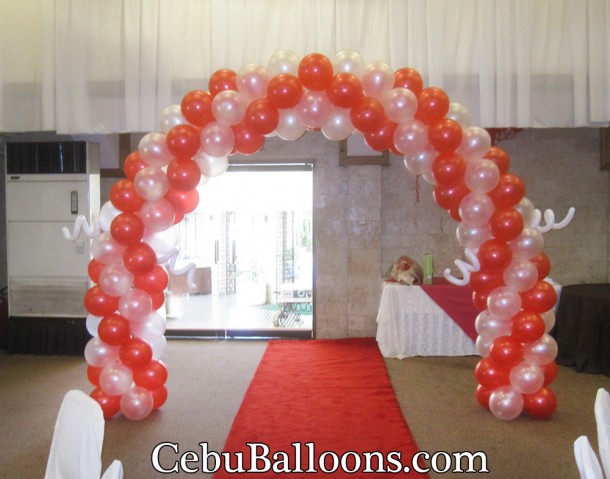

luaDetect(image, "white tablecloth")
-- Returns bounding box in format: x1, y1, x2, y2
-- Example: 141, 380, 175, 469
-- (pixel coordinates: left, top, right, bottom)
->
376, 282, 478, 359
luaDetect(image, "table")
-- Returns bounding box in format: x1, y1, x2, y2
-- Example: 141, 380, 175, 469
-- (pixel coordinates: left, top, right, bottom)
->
551, 283, 610, 376
376, 279, 478, 358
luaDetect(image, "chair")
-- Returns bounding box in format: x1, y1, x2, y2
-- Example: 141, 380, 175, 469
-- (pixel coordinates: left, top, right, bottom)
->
44, 390, 123, 479
595, 388, 610, 478
574, 435, 604, 479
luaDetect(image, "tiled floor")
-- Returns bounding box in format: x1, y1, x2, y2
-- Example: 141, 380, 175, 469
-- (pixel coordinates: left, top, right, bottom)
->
165, 293, 313, 338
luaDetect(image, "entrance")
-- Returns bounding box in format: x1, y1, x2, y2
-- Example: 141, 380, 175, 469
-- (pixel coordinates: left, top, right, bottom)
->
165, 163, 314, 339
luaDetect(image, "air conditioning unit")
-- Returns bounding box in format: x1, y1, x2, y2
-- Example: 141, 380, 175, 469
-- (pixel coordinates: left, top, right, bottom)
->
5, 141, 100, 319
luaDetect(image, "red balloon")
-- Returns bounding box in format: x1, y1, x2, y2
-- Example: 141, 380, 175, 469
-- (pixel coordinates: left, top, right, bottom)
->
110, 212, 145, 246
428, 119, 463, 153
511, 311, 546, 344
123, 151, 147, 181
134, 265, 168, 295
90, 387, 121, 419
298, 53, 333, 91
484, 146, 510, 175
181, 90, 214, 127
133, 359, 168, 390
433, 180, 470, 210
98, 313, 132, 346
431, 152, 466, 186
267, 74, 303, 109
540, 361, 558, 385
164, 187, 199, 215
520, 281, 558, 314
88, 259, 105, 283
327, 73, 363, 109
393, 68, 424, 96
474, 357, 510, 390
523, 386, 557, 419
151, 386, 168, 410
489, 208, 524, 242
472, 291, 489, 311
87, 365, 102, 386
469, 268, 504, 295
415, 87, 450, 125
110, 179, 145, 213
489, 335, 524, 368
167, 158, 202, 192
151, 292, 165, 310
349, 96, 385, 133
364, 118, 397, 152
166, 124, 201, 159
119, 338, 153, 369
84, 285, 119, 317
530, 253, 552, 280
232, 122, 265, 155
123, 242, 157, 276
208, 68, 237, 96
477, 239, 513, 271
475, 384, 492, 409
244, 98, 279, 135
448, 207, 462, 222
488, 174, 525, 208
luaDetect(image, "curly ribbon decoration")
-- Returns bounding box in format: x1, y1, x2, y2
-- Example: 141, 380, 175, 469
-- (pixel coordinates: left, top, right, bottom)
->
62, 214, 101, 241
443, 248, 480, 286
157, 248, 197, 290
530, 207, 576, 233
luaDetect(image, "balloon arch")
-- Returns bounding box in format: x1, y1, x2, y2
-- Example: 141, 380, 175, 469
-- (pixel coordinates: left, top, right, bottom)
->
69, 50, 573, 422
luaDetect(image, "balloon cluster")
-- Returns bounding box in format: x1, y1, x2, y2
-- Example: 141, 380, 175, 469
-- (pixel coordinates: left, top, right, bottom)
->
76, 49, 562, 421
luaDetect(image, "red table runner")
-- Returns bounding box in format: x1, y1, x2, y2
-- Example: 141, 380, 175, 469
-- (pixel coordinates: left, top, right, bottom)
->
419, 278, 478, 342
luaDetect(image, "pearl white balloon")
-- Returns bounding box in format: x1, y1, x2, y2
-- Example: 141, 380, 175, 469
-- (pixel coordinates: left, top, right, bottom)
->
510, 227, 545, 260
515, 197, 536, 228
276, 108, 306, 141
144, 227, 179, 258
139, 198, 176, 233
86, 314, 102, 337
446, 102, 471, 128
393, 119, 428, 156
457, 126, 492, 160
403, 146, 437, 176
99, 361, 134, 396
332, 49, 364, 76
194, 152, 229, 177
321, 106, 353, 141
503, 259, 539, 292
98, 201, 121, 232
297, 90, 331, 129
487, 285, 522, 320
267, 50, 300, 75
523, 334, 558, 365
476, 335, 493, 357
98, 262, 134, 297
200, 121, 235, 158
456, 222, 493, 250
134, 166, 170, 201
382, 88, 418, 123
138, 132, 172, 168
361, 61, 394, 99
119, 288, 153, 322
84, 337, 120, 368
91, 231, 126, 265
120, 386, 154, 421
509, 361, 544, 394
236, 63, 271, 101
459, 192, 495, 227
150, 334, 167, 359
489, 385, 524, 421
464, 158, 500, 193
542, 310, 556, 333
159, 104, 186, 133
211, 90, 248, 126
475, 310, 512, 341
130, 311, 167, 342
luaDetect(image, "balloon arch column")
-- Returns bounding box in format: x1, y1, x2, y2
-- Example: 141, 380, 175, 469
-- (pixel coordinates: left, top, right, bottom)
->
67, 50, 573, 422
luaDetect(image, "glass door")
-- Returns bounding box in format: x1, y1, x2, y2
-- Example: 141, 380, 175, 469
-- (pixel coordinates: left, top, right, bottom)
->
165, 163, 313, 339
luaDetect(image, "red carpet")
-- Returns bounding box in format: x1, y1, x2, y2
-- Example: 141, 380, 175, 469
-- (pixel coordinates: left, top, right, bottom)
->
214, 338, 428, 477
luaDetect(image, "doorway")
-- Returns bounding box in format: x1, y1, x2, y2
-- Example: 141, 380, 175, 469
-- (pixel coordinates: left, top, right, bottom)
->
165, 163, 314, 339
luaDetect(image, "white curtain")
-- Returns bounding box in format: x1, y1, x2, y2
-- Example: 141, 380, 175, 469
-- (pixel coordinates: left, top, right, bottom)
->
1, 0, 609, 133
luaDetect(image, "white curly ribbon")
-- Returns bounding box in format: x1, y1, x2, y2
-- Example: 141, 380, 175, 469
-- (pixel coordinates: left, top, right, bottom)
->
444, 248, 481, 286
157, 248, 197, 289
531, 207, 575, 233
62, 215, 101, 241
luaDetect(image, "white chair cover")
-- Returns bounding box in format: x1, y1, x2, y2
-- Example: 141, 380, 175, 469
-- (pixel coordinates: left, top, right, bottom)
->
574, 435, 604, 479
44, 390, 122, 479
595, 388, 610, 478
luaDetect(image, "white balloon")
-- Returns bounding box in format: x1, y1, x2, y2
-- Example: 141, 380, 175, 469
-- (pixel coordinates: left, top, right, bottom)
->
332, 49, 364, 76
503, 259, 539, 292
84, 337, 120, 368
515, 197, 536, 228
236, 63, 271, 101
446, 102, 471, 128
86, 314, 103, 337
120, 386, 154, 421
297, 90, 331, 129
134, 166, 170, 201
403, 146, 436, 177
267, 50, 300, 75
382, 88, 418, 124
459, 192, 495, 227
509, 361, 544, 394
276, 108, 306, 141
194, 152, 229, 177
542, 310, 556, 333
138, 132, 172, 168
464, 158, 500, 193
475, 310, 511, 341
140, 198, 176, 232
130, 311, 167, 342
523, 334, 558, 365
456, 222, 493, 250
200, 121, 235, 158
98, 201, 121, 232
150, 334, 167, 359
119, 288, 153, 322
321, 106, 353, 141
487, 285, 522, 320
211, 90, 248, 126
159, 104, 186, 133
489, 385, 524, 420
91, 231, 126, 265
98, 262, 134, 297
393, 119, 428, 156
361, 61, 394, 99
144, 228, 179, 258
457, 126, 492, 160
510, 227, 545, 260
99, 361, 134, 396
